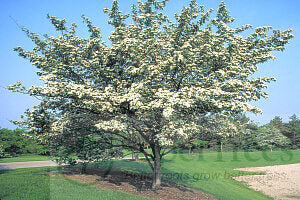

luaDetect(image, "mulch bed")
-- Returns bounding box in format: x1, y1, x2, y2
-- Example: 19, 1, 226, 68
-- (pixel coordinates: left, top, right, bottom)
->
59, 165, 216, 200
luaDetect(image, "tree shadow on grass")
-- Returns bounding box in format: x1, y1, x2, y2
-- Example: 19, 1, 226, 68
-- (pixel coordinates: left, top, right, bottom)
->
0, 169, 9, 175
61, 159, 197, 192
58, 159, 219, 200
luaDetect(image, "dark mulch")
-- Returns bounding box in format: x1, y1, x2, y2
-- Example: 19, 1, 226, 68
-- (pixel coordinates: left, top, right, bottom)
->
59, 166, 216, 200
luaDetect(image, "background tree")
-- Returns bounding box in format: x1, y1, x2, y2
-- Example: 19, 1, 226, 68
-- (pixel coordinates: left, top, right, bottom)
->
0, 128, 49, 157
8, 0, 293, 188
285, 114, 300, 148
0, 144, 8, 158
269, 116, 284, 133
195, 114, 258, 152
224, 114, 257, 151
255, 124, 290, 151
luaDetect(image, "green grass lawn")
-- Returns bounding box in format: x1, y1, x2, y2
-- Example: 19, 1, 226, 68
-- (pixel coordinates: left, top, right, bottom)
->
93, 149, 300, 200
0, 167, 155, 200
162, 150, 300, 200
1, 149, 299, 200
0, 154, 51, 163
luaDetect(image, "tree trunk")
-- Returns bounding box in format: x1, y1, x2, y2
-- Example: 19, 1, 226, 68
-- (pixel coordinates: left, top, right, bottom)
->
152, 144, 161, 189
293, 133, 296, 146
134, 152, 139, 161
220, 141, 223, 152
81, 162, 87, 174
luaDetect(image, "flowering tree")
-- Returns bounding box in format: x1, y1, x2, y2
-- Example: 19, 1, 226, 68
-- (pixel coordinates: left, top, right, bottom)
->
255, 125, 290, 151
9, 0, 293, 188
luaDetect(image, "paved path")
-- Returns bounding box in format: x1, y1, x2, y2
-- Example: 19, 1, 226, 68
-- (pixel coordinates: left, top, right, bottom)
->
0, 157, 145, 170
0, 160, 58, 169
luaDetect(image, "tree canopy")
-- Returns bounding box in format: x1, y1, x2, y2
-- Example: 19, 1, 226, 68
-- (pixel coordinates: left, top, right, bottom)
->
8, 0, 293, 188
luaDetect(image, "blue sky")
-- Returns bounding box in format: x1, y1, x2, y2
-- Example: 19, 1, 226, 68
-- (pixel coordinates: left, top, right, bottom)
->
0, 0, 299, 129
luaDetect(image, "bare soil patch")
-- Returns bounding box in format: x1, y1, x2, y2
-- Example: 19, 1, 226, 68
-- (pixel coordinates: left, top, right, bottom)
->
59, 166, 216, 200
234, 163, 300, 200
